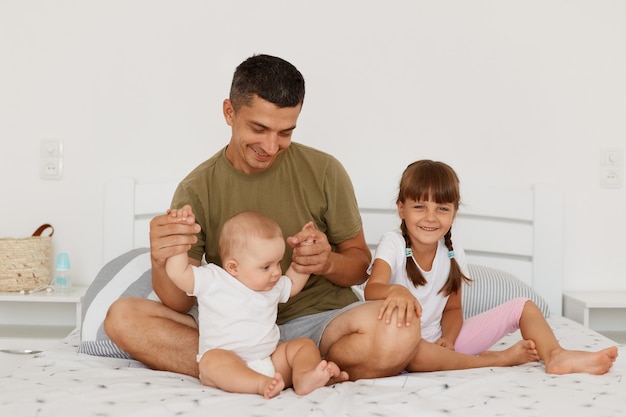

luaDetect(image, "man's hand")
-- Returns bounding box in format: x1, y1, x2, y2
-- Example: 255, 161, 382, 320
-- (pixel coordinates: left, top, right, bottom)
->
287, 221, 332, 276
150, 204, 201, 313
150, 204, 201, 267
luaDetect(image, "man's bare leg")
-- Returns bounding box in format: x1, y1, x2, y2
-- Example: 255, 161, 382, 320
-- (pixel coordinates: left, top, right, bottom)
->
104, 297, 199, 377
319, 301, 421, 380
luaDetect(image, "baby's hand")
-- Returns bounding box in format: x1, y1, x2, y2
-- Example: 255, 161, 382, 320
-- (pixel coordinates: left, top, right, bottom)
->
299, 221, 317, 246
166, 205, 195, 224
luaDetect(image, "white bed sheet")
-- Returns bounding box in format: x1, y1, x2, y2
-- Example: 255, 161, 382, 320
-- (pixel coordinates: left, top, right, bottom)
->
1, 316, 624, 417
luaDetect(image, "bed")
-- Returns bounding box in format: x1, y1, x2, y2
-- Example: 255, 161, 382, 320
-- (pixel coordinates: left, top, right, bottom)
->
1, 178, 623, 417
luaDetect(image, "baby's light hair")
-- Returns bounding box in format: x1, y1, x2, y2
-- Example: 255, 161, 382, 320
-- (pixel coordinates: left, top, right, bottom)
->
218, 211, 284, 261
397, 160, 471, 295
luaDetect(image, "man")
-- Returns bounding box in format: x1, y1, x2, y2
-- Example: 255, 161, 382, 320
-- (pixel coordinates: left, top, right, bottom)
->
105, 54, 420, 380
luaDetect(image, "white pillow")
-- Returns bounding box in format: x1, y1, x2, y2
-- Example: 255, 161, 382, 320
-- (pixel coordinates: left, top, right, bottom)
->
79, 248, 158, 358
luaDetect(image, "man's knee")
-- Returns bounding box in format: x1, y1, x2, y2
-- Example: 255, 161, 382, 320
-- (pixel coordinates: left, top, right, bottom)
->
324, 305, 421, 378
104, 297, 142, 343
328, 327, 418, 380
374, 324, 421, 369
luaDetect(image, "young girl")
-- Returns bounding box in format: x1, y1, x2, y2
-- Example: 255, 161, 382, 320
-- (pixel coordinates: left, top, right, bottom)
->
365, 160, 618, 375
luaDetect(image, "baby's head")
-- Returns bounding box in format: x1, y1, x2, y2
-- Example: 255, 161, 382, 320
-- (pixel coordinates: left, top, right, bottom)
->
219, 211, 284, 260
219, 211, 287, 291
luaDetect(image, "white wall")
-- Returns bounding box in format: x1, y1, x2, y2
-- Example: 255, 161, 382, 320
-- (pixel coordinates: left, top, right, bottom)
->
1, 1, 625, 292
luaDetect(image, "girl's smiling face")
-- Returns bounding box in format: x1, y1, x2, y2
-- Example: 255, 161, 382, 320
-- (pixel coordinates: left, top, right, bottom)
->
397, 197, 457, 250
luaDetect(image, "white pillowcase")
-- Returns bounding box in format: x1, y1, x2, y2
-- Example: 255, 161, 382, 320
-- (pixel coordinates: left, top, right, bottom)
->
79, 248, 157, 358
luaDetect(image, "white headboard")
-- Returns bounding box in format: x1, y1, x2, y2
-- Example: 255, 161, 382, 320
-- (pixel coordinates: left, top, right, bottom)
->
104, 178, 564, 314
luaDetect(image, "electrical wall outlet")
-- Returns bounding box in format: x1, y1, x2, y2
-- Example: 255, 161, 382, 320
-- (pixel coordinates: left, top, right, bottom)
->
600, 148, 623, 189
40, 139, 63, 180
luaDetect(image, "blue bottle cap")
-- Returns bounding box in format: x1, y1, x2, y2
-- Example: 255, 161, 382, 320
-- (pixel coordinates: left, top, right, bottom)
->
56, 252, 70, 270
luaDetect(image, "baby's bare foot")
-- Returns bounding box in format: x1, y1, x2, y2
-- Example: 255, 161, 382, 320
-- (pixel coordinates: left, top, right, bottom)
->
325, 360, 350, 385
544, 346, 618, 375
262, 372, 285, 399
293, 360, 342, 395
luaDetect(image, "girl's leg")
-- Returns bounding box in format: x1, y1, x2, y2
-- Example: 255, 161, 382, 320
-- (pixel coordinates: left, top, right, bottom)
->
455, 297, 529, 355
272, 338, 349, 395
198, 349, 284, 399
517, 300, 619, 375
407, 298, 536, 372
407, 338, 539, 372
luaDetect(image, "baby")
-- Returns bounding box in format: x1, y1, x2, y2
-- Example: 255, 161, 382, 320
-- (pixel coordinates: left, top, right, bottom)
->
165, 207, 348, 398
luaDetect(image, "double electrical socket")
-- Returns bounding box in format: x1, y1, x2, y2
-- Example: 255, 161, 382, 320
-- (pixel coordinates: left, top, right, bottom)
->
40, 139, 63, 180
600, 148, 623, 189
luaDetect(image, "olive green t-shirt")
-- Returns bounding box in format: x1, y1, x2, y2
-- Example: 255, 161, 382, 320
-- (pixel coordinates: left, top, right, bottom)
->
171, 142, 361, 324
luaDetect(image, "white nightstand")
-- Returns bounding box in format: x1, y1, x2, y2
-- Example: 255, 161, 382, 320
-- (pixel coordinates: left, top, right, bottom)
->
0, 285, 87, 352
563, 291, 626, 344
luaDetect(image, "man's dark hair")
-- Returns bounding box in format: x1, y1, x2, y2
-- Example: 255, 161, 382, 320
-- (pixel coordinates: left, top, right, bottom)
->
229, 54, 305, 111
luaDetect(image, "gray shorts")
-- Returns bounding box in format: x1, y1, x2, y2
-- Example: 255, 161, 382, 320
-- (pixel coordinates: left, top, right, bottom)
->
278, 301, 364, 346
188, 303, 200, 324
188, 301, 363, 347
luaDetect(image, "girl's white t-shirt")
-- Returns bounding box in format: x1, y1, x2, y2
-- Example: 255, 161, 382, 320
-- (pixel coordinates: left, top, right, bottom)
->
368, 230, 467, 342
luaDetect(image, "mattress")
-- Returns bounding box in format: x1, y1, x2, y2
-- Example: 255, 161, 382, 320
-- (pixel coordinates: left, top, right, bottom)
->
1, 315, 624, 417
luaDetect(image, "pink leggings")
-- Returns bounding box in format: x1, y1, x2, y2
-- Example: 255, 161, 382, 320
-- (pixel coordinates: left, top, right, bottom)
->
454, 297, 529, 355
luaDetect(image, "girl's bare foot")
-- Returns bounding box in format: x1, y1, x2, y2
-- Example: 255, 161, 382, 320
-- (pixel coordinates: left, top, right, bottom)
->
293, 360, 348, 395
479, 339, 540, 366
544, 346, 618, 375
262, 372, 285, 399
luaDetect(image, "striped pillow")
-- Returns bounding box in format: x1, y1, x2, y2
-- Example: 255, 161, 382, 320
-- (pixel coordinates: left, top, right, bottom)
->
462, 264, 550, 319
79, 248, 157, 358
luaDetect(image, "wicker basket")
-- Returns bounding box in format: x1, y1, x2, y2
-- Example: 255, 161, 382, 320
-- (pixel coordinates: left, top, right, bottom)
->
0, 224, 54, 292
